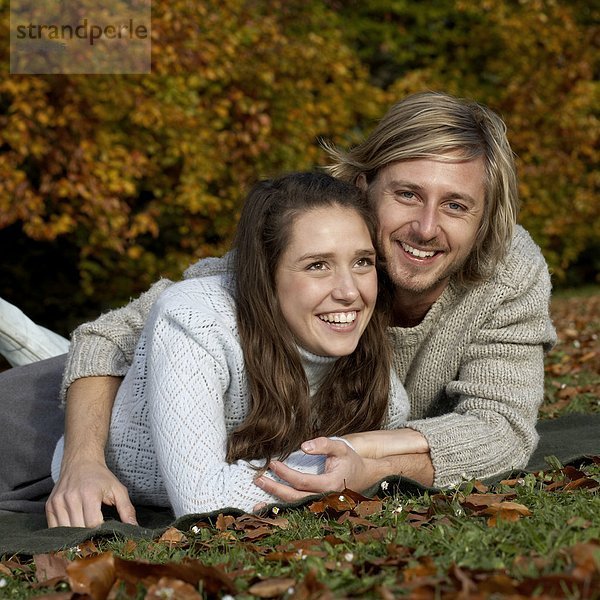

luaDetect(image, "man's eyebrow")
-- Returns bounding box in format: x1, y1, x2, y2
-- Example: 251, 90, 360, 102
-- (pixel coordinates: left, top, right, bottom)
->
387, 179, 477, 205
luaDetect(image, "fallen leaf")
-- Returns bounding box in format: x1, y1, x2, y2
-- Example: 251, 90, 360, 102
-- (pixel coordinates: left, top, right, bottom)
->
248, 577, 296, 597
34, 552, 69, 584
482, 501, 532, 527
158, 527, 188, 547
67, 551, 116, 600
215, 514, 236, 531
145, 576, 202, 599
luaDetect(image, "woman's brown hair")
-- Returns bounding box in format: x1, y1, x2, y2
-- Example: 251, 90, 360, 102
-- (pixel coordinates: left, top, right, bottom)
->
228, 172, 392, 464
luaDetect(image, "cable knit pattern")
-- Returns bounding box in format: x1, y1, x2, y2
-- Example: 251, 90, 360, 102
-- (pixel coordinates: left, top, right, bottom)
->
60, 227, 556, 489
55, 272, 408, 516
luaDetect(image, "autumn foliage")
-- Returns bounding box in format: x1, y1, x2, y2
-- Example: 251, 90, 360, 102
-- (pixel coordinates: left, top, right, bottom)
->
0, 0, 597, 328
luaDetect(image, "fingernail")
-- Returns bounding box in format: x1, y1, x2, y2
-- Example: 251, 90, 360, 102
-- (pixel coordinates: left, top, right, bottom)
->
302, 441, 314, 452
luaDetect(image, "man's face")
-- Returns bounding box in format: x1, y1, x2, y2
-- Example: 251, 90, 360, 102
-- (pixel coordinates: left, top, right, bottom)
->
366, 157, 486, 303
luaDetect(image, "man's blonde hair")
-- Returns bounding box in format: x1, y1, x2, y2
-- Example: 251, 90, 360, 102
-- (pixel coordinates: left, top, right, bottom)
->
324, 91, 520, 285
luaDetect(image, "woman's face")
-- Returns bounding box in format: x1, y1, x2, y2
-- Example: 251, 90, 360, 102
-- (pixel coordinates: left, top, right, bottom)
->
275, 205, 378, 357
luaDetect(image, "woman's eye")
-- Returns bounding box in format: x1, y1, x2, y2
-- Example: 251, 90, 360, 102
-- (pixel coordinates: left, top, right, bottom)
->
307, 262, 327, 271
447, 202, 466, 212
355, 257, 375, 268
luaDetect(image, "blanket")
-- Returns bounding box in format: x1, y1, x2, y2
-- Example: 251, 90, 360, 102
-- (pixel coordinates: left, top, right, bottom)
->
1, 413, 599, 557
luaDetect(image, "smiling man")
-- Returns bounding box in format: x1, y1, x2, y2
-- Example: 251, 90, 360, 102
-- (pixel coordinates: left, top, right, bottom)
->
32, 91, 556, 525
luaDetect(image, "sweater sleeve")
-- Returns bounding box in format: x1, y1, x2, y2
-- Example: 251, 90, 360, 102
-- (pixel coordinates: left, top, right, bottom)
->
408, 247, 556, 487
145, 294, 294, 515
59, 278, 175, 405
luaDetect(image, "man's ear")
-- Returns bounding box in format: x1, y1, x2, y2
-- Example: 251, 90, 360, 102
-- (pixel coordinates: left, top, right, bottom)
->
356, 173, 368, 191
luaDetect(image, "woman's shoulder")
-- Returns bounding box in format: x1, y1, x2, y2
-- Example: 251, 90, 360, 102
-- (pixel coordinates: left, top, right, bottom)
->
154, 273, 237, 323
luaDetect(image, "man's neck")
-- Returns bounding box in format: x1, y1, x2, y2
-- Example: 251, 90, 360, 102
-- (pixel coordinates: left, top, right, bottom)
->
391, 282, 448, 328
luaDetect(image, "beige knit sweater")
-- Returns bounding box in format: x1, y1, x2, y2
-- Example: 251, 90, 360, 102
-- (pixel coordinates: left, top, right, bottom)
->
61, 227, 556, 487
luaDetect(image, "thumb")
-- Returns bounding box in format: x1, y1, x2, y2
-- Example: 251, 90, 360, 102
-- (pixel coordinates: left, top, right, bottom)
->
301, 436, 345, 456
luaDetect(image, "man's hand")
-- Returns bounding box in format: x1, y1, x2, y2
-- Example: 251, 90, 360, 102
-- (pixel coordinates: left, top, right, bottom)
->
46, 375, 137, 528
46, 458, 137, 528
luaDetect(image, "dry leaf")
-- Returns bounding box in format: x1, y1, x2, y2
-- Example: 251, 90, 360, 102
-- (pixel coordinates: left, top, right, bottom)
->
34, 552, 69, 584
248, 577, 296, 597
482, 501, 532, 527
158, 527, 188, 547
67, 552, 116, 600
145, 576, 202, 599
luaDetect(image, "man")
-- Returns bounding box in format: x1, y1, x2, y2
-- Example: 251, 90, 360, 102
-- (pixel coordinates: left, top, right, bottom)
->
46, 91, 555, 527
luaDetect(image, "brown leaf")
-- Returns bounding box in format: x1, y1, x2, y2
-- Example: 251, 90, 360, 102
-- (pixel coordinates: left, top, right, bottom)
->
66, 551, 116, 600
461, 492, 516, 511
34, 552, 70, 584
353, 526, 391, 543
354, 499, 383, 517
248, 577, 296, 598
215, 513, 236, 531
482, 501, 532, 527
145, 576, 202, 599
114, 556, 236, 596
234, 513, 289, 530
158, 527, 188, 547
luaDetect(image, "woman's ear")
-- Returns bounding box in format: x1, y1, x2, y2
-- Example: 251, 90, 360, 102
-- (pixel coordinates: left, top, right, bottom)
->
356, 173, 368, 191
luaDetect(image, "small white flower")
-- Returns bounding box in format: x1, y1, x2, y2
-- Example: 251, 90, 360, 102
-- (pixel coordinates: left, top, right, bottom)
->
222, 595, 236, 600
338, 495, 346, 502
287, 587, 295, 595
272, 506, 280, 515
344, 552, 354, 562
0, 578, 7, 588
191, 525, 200, 534
380, 481, 389, 491
393, 505, 403, 514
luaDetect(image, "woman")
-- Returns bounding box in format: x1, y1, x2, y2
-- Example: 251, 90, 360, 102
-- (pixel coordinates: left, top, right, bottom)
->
51, 172, 409, 516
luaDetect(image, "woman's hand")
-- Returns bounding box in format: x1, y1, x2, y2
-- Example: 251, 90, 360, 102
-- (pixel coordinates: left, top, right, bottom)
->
254, 437, 375, 505
253, 430, 435, 509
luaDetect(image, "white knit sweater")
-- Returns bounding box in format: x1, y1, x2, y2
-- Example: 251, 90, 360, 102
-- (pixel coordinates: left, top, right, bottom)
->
54, 271, 409, 516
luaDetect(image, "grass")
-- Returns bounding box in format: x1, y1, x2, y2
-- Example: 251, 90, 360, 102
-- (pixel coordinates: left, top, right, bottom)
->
1, 287, 599, 598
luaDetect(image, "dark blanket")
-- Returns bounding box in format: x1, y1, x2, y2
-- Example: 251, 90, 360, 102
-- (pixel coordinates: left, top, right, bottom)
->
1, 413, 599, 557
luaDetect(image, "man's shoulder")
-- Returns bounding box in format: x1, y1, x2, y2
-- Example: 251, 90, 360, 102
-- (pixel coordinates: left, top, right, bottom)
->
491, 225, 550, 290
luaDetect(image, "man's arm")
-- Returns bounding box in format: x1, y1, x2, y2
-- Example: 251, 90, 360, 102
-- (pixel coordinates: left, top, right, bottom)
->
47, 376, 137, 527
47, 279, 176, 527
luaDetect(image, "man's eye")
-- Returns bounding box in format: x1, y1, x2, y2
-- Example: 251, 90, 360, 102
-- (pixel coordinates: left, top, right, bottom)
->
396, 191, 416, 200
447, 202, 466, 211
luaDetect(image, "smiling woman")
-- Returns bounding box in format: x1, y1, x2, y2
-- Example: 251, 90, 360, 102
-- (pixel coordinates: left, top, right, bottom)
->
50, 172, 410, 517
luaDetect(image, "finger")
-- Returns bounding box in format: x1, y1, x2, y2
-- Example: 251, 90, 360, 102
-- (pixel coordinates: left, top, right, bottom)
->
301, 437, 350, 457
64, 494, 89, 528
113, 489, 138, 525
268, 461, 334, 493
81, 495, 105, 528
255, 475, 312, 502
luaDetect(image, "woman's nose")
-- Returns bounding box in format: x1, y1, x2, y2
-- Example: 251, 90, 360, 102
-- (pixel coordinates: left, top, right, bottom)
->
331, 273, 359, 302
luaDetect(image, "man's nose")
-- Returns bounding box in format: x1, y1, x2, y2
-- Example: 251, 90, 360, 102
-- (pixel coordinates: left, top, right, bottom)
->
411, 204, 440, 240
